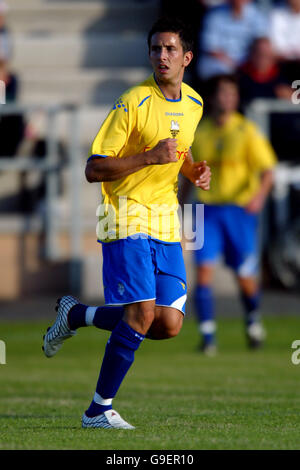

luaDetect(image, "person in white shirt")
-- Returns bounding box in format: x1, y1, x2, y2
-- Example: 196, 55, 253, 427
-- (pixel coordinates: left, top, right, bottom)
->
197, 0, 268, 80
270, 0, 300, 61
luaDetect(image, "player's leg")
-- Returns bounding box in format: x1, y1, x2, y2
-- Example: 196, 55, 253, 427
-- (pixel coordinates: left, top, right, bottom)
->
66, 300, 125, 332
145, 239, 187, 340
237, 274, 266, 349
82, 237, 156, 429
83, 299, 155, 429
193, 205, 221, 354
236, 274, 265, 348
42, 295, 127, 357
42, 236, 155, 357
148, 305, 183, 340
194, 264, 217, 354
223, 205, 265, 348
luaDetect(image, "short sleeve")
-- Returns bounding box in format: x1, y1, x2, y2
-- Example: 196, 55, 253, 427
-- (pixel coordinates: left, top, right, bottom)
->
247, 123, 277, 171
88, 95, 134, 161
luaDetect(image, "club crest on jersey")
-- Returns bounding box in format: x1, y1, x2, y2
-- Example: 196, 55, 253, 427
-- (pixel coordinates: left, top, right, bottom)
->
170, 120, 180, 138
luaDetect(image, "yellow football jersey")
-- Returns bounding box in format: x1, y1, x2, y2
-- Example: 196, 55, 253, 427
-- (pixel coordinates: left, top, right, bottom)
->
90, 74, 203, 242
192, 112, 277, 206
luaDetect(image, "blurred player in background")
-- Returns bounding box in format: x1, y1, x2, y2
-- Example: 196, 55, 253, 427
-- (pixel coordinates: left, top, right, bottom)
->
43, 18, 211, 429
189, 74, 277, 355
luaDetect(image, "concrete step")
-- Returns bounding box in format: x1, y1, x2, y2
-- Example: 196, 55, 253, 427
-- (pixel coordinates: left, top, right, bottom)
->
18, 67, 151, 105
11, 33, 150, 68
7, 1, 159, 34
22, 105, 110, 146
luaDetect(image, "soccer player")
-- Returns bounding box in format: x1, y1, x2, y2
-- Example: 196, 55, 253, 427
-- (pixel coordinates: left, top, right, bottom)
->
42, 17, 211, 429
189, 74, 277, 355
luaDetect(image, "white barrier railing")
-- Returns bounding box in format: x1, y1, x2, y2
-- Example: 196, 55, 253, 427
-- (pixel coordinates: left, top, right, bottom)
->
0, 103, 82, 292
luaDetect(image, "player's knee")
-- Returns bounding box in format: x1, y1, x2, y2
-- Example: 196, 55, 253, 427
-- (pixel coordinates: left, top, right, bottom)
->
139, 308, 155, 330
197, 265, 214, 285
125, 303, 155, 333
237, 276, 258, 297
160, 312, 183, 339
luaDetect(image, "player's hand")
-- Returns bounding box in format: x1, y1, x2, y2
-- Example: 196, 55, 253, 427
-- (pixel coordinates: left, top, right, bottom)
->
147, 138, 178, 165
191, 161, 211, 190
245, 192, 266, 214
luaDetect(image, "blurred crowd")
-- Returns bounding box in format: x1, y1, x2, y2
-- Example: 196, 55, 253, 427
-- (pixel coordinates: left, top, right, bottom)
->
0, 0, 67, 214
161, 0, 300, 162
162, 0, 300, 84
0, 0, 299, 214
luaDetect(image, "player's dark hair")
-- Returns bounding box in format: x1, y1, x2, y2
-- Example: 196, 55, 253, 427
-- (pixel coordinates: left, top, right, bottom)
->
147, 17, 194, 54
205, 74, 239, 98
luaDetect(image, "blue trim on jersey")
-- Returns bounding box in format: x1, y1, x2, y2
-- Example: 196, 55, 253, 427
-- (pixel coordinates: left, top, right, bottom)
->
138, 95, 151, 107
153, 74, 182, 102
87, 154, 108, 162
187, 95, 203, 106
165, 96, 181, 102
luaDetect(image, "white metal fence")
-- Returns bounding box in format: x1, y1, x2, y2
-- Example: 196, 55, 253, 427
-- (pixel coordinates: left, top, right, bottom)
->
0, 103, 82, 292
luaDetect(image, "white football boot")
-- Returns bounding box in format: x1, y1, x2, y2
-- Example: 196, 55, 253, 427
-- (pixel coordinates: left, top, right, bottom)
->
43, 296, 79, 358
247, 322, 266, 349
82, 410, 135, 430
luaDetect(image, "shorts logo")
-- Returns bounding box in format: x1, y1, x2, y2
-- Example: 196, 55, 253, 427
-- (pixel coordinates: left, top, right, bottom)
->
170, 120, 180, 138
179, 281, 186, 291
118, 283, 125, 296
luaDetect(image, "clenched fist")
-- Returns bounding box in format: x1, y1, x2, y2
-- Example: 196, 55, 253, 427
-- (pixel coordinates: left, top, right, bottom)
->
191, 161, 211, 191
147, 138, 178, 165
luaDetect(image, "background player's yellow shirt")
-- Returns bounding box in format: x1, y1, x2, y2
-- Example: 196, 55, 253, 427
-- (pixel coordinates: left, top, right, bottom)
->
192, 112, 277, 206
90, 74, 203, 242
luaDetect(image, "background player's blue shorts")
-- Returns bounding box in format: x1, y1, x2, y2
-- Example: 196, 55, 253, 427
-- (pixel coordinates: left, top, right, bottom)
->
101, 238, 187, 314
194, 204, 259, 277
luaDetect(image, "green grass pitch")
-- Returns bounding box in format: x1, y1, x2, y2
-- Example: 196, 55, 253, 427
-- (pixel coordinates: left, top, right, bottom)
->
0, 316, 299, 450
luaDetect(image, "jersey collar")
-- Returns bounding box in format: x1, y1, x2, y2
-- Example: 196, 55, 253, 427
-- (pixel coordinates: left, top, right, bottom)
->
152, 73, 182, 102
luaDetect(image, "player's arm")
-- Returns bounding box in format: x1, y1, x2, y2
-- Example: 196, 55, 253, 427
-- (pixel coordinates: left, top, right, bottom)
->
180, 149, 211, 190
85, 138, 178, 183
245, 123, 277, 213
245, 169, 274, 214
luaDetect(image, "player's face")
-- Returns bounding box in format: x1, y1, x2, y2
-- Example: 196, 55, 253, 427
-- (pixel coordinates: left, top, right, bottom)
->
149, 32, 192, 83
214, 82, 239, 114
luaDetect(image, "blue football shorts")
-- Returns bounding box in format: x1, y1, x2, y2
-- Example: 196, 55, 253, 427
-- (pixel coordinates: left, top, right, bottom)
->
101, 237, 187, 314
194, 204, 259, 277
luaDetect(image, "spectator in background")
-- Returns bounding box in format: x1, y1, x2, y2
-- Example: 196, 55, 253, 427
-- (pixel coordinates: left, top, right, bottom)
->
197, 0, 268, 81
238, 36, 299, 162
238, 37, 292, 110
0, 58, 24, 157
270, 0, 300, 61
0, 0, 12, 61
181, 75, 277, 354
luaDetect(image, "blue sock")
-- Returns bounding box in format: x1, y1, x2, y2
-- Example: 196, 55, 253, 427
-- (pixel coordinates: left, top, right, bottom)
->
85, 396, 112, 417
240, 291, 260, 327
67, 304, 87, 330
68, 304, 124, 331
194, 285, 216, 346
86, 320, 145, 417
93, 306, 124, 331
